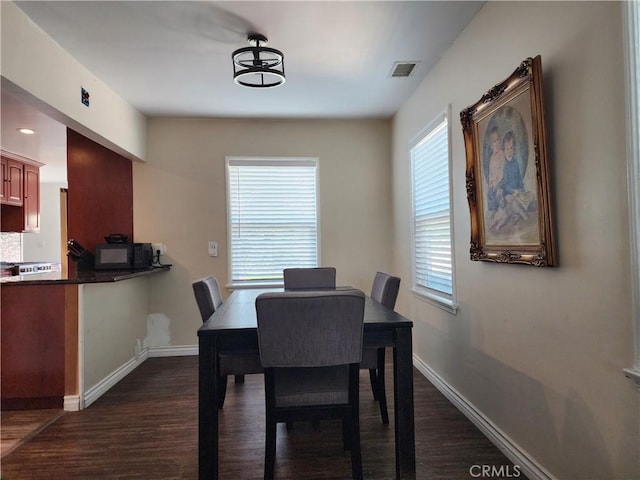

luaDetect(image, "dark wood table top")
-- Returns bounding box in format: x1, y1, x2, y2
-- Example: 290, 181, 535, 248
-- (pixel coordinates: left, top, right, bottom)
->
198, 287, 413, 333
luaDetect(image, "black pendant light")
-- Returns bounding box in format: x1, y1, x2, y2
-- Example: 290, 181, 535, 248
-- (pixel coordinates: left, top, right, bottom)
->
232, 33, 285, 88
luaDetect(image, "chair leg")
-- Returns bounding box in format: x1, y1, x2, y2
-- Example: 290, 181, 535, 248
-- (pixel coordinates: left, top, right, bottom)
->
217, 374, 228, 409
368, 368, 378, 400
376, 348, 389, 425
234, 374, 245, 384
264, 418, 277, 480
342, 417, 351, 450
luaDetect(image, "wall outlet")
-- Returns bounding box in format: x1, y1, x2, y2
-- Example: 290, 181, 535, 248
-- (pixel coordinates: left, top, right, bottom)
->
152, 242, 166, 255
208, 241, 218, 257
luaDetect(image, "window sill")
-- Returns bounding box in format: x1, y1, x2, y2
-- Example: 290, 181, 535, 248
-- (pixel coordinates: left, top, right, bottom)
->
624, 368, 640, 387
411, 288, 458, 315
227, 281, 284, 291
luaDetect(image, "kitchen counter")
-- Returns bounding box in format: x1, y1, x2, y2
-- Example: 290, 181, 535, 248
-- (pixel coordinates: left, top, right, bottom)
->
0, 266, 170, 285
2, 264, 171, 411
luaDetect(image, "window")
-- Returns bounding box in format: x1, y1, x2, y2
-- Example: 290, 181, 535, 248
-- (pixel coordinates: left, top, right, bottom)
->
410, 108, 457, 313
226, 157, 319, 286
624, 1, 640, 384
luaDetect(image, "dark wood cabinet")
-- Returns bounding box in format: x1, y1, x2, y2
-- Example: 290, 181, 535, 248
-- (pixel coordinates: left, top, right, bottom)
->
1, 284, 66, 410
1, 156, 24, 206
23, 164, 40, 232
0, 157, 5, 203
1, 152, 42, 233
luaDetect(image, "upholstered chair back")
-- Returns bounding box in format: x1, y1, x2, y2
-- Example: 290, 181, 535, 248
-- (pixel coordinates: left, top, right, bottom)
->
256, 289, 364, 368
192, 275, 223, 322
370, 272, 401, 310
283, 267, 336, 290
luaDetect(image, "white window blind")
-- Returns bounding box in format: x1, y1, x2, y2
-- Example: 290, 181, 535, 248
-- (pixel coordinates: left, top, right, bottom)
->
411, 112, 454, 299
226, 157, 319, 284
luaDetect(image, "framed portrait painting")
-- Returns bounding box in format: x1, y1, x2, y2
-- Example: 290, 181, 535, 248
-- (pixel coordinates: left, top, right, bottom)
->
460, 55, 556, 266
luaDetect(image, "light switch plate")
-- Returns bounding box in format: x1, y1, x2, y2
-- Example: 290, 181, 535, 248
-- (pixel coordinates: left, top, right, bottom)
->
208, 241, 218, 257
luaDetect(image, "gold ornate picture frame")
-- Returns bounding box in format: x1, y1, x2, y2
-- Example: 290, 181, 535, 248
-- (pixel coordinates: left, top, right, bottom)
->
460, 55, 556, 266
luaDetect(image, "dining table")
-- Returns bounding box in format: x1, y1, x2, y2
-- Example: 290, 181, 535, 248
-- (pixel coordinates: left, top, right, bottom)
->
198, 287, 416, 479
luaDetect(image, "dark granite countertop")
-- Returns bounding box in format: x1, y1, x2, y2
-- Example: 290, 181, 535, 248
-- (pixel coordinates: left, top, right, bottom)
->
0, 266, 170, 285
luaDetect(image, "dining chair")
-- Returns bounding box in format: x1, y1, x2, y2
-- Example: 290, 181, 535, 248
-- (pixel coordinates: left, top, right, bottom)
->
283, 266, 336, 289
256, 289, 365, 480
192, 275, 263, 409
281, 266, 338, 429
360, 271, 401, 424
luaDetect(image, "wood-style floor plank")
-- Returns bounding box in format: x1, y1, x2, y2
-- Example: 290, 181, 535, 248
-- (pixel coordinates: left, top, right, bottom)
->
1, 409, 65, 459
0, 356, 525, 479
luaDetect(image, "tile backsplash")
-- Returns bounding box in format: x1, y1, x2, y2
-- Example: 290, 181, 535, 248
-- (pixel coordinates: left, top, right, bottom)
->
0, 233, 22, 262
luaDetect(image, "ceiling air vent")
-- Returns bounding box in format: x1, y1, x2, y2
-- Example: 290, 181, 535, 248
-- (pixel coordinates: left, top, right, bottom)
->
390, 61, 419, 78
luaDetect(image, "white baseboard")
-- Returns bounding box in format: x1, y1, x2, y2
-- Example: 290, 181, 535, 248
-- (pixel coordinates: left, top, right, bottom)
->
81, 348, 149, 409
412, 355, 555, 480
71, 346, 197, 411
63, 395, 81, 411
148, 345, 198, 357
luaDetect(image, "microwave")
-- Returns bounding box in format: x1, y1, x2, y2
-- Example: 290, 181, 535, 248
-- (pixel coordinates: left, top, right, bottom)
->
94, 243, 153, 270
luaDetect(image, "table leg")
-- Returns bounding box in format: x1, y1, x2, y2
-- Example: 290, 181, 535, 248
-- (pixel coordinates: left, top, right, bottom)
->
393, 326, 416, 479
199, 336, 219, 480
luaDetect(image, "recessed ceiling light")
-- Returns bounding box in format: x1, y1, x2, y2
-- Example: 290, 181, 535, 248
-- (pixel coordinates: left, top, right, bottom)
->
17, 128, 36, 135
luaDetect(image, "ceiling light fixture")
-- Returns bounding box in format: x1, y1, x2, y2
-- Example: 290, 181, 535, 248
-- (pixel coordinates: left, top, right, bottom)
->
232, 33, 285, 88
17, 128, 36, 135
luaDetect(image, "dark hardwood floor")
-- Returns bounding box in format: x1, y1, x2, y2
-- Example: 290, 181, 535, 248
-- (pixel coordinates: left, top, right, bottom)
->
0, 356, 525, 479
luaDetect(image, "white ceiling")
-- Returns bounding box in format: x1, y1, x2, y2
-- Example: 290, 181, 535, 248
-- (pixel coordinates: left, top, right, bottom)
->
12, 0, 483, 119
2, 1, 483, 180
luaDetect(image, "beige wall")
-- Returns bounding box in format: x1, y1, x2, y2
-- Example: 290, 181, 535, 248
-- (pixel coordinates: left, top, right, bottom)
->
392, 2, 638, 479
81, 278, 149, 397
134, 118, 392, 346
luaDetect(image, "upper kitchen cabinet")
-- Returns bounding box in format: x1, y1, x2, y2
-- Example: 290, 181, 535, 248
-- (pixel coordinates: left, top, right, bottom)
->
1, 152, 42, 233
23, 164, 40, 232
1, 156, 24, 206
